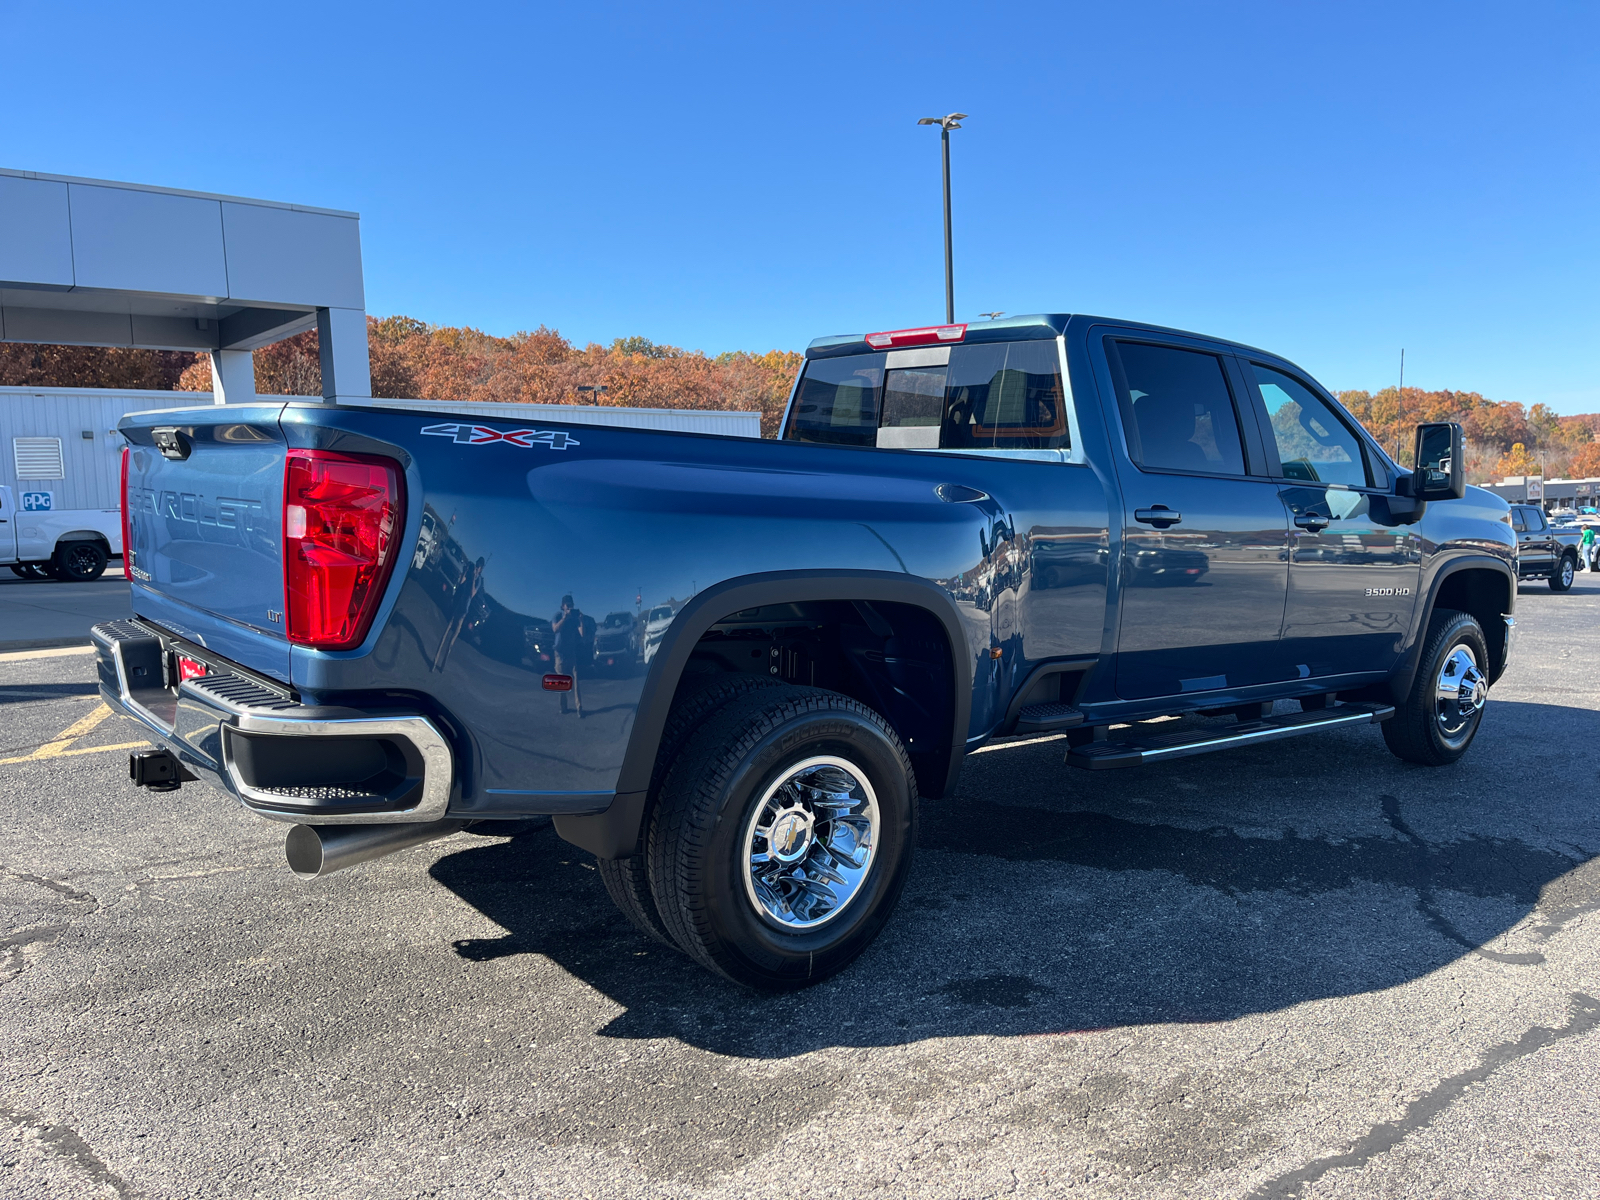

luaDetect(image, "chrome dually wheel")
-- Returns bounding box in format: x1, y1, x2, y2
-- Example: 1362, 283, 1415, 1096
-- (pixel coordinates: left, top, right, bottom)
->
646, 684, 917, 990
741, 756, 880, 930
1435, 644, 1487, 746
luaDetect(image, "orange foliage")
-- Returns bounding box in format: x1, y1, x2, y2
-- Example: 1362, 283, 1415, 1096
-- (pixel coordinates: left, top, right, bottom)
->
177, 328, 322, 395
1337, 386, 1600, 483
1569, 441, 1600, 479
11, 319, 1592, 461
175, 319, 802, 437
1, 343, 192, 390
1493, 442, 1542, 478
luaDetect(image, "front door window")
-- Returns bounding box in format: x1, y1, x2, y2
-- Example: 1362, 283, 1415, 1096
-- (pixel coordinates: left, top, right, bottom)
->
1252, 365, 1370, 488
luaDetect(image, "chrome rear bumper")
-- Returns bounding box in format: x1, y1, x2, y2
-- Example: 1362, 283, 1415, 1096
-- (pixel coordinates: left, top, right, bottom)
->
93, 619, 454, 825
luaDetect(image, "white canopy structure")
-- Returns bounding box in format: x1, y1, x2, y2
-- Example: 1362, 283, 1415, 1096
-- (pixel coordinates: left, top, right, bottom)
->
0, 168, 370, 404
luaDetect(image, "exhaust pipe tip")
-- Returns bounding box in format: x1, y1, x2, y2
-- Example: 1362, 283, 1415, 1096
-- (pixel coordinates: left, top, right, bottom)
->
285, 819, 466, 879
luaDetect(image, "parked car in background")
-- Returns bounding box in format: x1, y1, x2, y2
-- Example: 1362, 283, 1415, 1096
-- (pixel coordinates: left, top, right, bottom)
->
1510, 503, 1581, 590
641, 603, 677, 664
0, 483, 117, 581
594, 610, 643, 670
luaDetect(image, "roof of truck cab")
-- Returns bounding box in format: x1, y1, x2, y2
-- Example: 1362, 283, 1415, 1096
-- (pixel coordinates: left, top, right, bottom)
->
804, 313, 1284, 360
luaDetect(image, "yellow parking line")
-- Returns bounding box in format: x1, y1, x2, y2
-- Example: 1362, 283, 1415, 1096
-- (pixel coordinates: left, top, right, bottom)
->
32, 703, 114, 757
0, 703, 150, 765
54, 740, 151, 758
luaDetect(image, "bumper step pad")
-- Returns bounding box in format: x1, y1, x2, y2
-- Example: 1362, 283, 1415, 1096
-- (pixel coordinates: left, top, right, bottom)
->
1015, 702, 1085, 734
1066, 702, 1394, 770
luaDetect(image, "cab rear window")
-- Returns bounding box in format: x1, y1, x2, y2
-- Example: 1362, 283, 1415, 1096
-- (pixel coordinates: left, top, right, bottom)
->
784, 341, 1068, 452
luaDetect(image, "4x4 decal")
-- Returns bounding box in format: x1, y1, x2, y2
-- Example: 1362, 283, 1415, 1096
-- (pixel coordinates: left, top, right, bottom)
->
421, 422, 580, 451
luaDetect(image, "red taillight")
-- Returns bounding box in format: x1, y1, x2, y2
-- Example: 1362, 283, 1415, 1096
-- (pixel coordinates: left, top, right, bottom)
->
542, 674, 573, 691
119, 447, 133, 580
282, 449, 403, 650
864, 324, 967, 349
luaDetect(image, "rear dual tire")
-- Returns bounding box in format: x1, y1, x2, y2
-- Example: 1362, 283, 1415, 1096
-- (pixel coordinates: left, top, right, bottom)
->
596, 674, 788, 949
645, 685, 916, 990
597, 677, 918, 990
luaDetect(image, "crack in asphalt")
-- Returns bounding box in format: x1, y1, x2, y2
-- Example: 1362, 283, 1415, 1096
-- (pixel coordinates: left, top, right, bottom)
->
1380, 795, 1546, 964
1, 871, 100, 989
1, 1102, 134, 1198
9, 871, 98, 907
1245, 991, 1600, 1199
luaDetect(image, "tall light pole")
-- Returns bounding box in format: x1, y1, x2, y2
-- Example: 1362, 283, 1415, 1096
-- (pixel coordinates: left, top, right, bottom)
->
917, 112, 967, 324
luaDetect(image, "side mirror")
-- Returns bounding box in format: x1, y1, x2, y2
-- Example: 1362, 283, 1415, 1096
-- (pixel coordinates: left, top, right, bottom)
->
1410, 422, 1465, 501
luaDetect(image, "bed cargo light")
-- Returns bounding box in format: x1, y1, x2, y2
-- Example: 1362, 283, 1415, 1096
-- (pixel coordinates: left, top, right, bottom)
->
864, 324, 967, 349
283, 449, 403, 650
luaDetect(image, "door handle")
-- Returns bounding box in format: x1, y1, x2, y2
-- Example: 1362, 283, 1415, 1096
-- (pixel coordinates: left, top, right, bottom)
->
1134, 507, 1181, 528
1294, 512, 1330, 532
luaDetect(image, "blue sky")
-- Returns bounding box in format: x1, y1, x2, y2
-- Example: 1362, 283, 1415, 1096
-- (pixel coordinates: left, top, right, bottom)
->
5, 2, 1597, 411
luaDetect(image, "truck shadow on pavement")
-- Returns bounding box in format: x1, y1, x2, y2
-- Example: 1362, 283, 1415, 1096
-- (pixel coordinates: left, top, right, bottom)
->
430, 699, 1599, 1058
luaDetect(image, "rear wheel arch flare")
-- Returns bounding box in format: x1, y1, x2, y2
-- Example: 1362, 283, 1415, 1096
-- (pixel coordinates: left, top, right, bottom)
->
614, 570, 973, 804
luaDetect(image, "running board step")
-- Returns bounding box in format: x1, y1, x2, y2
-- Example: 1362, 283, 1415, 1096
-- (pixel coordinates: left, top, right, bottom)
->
1065, 702, 1394, 770
1015, 703, 1085, 735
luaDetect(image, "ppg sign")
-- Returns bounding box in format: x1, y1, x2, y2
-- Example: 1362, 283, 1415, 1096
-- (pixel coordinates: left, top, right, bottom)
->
21, 491, 54, 512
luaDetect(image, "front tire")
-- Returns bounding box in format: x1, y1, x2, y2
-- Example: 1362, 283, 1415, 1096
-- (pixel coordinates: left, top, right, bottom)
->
1382, 609, 1490, 766
1550, 554, 1576, 592
646, 685, 917, 990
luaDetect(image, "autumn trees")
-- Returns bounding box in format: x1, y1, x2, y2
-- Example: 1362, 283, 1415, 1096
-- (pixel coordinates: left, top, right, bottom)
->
172, 317, 803, 437
1337, 387, 1600, 483
0, 343, 193, 390
9, 319, 1598, 473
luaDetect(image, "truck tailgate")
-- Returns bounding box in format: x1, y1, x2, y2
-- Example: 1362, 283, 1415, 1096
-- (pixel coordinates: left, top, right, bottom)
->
122, 404, 291, 682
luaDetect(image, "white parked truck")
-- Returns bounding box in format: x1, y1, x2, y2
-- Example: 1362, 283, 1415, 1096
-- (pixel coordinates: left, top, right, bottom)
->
0, 387, 207, 581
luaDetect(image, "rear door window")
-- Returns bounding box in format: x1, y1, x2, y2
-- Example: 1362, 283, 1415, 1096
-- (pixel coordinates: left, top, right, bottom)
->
1106, 341, 1247, 475
1249, 364, 1372, 488
785, 340, 1069, 452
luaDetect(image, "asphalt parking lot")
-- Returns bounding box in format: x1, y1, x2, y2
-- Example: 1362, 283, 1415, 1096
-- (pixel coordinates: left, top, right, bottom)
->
0, 571, 131, 652
3, 581, 1598, 1199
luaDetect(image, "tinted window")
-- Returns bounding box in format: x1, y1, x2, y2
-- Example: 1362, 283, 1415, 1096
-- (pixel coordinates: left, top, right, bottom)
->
1510, 509, 1526, 532
1109, 342, 1247, 475
942, 340, 1069, 451
786, 353, 886, 446
1524, 507, 1546, 531
785, 341, 1068, 451
1252, 364, 1370, 488
878, 366, 948, 448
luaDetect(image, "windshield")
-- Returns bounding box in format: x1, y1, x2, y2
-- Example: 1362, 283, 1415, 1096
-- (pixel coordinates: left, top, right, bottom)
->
784, 340, 1067, 451
648, 606, 674, 623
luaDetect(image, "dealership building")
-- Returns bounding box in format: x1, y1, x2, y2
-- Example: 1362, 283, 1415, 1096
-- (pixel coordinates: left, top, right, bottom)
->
1483, 476, 1600, 510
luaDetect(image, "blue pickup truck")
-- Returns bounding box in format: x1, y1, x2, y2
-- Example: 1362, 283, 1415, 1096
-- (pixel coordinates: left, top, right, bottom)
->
97, 314, 1517, 989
